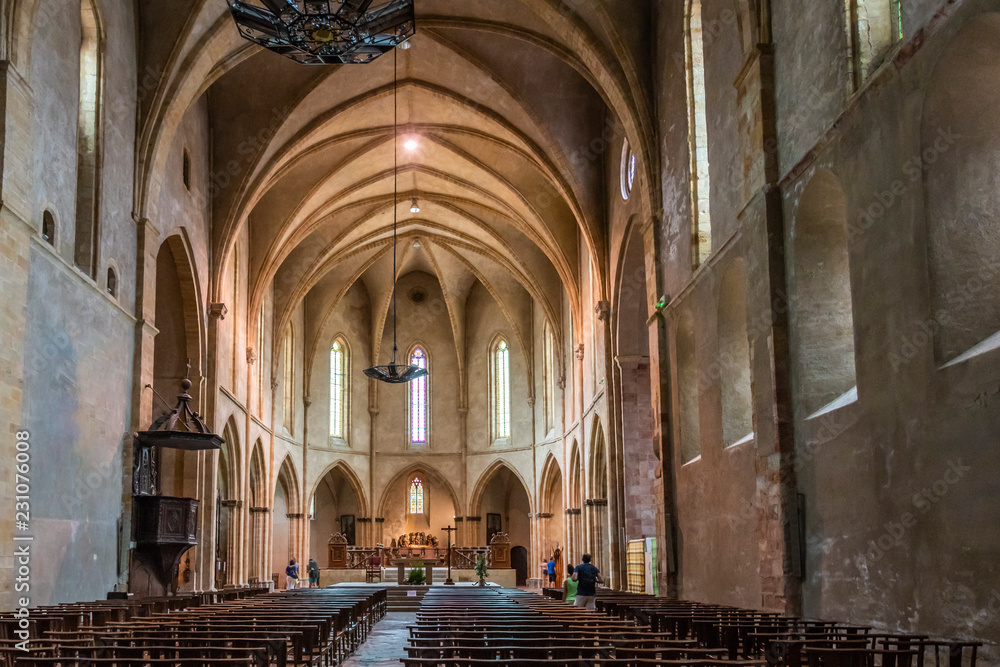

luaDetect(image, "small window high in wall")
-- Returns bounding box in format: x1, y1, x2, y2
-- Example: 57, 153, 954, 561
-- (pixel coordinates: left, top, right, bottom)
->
685, 0, 712, 267
182, 149, 191, 190
42, 211, 55, 245
848, 0, 902, 85
620, 140, 636, 201
106, 266, 117, 299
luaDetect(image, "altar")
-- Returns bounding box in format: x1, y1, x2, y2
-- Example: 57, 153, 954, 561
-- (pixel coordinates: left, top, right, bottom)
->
322, 531, 515, 587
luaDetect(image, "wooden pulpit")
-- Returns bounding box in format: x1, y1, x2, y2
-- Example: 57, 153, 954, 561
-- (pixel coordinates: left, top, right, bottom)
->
328, 532, 348, 568
489, 531, 511, 568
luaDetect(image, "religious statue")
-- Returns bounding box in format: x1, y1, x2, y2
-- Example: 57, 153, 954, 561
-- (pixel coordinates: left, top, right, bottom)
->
398, 534, 407, 548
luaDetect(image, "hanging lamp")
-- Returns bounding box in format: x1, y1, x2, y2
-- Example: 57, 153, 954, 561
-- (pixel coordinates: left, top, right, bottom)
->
365, 49, 428, 384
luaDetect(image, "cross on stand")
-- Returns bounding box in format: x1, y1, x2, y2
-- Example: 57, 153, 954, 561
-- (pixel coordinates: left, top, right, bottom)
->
441, 525, 456, 585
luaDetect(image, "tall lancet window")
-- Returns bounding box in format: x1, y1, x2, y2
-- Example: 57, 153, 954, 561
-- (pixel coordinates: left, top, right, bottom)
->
282, 325, 293, 434
686, 0, 712, 267
494, 338, 511, 439
330, 339, 347, 439
74, 0, 104, 276
257, 307, 265, 418
409, 477, 424, 514
409, 348, 428, 444
543, 322, 555, 432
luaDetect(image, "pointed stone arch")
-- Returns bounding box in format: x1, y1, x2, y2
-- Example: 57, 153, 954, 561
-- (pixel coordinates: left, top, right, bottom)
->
539, 453, 565, 564
377, 463, 462, 519
308, 460, 369, 518
469, 459, 534, 517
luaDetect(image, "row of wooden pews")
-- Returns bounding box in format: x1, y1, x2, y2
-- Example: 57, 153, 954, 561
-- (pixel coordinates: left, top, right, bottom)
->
0, 587, 386, 666
401, 587, 756, 666
594, 591, 982, 667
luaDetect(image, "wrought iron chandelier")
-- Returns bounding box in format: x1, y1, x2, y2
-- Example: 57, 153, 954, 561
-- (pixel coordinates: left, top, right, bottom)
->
364, 50, 428, 384
227, 0, 415, 65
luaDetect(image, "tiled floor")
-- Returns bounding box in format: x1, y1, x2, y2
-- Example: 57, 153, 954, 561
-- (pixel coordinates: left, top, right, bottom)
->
341, 612, 416, 666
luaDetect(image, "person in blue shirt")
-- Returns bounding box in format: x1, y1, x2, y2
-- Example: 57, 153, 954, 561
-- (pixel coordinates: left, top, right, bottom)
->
547, 555, 556, 585
571, 554, 603, 610
285, 559, 299, 589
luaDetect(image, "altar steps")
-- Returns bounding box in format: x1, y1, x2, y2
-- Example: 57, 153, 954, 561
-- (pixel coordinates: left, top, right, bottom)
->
386, 586, 428, 611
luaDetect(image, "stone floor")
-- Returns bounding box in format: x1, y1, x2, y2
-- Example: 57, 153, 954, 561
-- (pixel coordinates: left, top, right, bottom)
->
341, 612, 416, 666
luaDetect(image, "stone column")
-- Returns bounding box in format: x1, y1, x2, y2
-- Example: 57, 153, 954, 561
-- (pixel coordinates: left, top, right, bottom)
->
735, 5, 802, 614
301, 395, 311, 558
596, 300, 625, 589
637, 210, 680, 596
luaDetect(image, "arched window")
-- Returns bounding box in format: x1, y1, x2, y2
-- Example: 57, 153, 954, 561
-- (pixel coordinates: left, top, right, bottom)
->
42, 211, 55, 245
620, 140, 636, 201
282, 325, 293, 434
685, 0, 712, 267
493, 338, 511, 440
106, 266, 117, 299
330, 339, 347, 439
74, 0, 103, 277
409, 477, 424, 514
847, 0, 903, 86
409, 348, 428, 444
543, 322, 555, 432
182, 149, 191, 190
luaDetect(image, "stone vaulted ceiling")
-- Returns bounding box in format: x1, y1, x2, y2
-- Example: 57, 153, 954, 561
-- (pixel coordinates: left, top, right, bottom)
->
135, 0, 657, 358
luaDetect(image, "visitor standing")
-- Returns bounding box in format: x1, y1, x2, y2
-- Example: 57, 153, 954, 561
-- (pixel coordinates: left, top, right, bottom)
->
285, 559, 299, 590
307, 558, 320, 588
571, 554, 603, 610
562, 564, 578, 603
547, 555, 556, 585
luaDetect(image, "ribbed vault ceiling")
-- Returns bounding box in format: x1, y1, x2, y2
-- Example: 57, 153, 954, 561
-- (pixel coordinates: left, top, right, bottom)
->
136, 0, 656, 361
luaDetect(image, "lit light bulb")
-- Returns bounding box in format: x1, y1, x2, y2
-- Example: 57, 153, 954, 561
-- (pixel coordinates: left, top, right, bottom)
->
399, 40, 412, 50
404, 138, 418, 151
409, 197, 420, 214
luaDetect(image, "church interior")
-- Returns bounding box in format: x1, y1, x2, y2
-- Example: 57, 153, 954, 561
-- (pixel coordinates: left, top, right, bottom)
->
1, 0, 999, 662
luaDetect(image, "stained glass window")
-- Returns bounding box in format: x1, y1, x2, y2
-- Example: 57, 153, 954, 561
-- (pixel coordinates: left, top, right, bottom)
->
409, 477, 424, 514
409, 348, 427, 444
330, 340, 345, 439
495, 339, 510, 439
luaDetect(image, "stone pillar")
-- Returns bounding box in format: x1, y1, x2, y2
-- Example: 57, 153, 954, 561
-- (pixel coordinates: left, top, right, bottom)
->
735, 11, 802, 614
641, 212, 680, 597
126, 217, 161, 594
596, 300, 625, 589
301, 395, 311, 558
249, 506, 269, 583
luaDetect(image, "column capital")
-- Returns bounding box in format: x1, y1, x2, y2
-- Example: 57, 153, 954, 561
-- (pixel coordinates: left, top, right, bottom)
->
209, 302, 228, 320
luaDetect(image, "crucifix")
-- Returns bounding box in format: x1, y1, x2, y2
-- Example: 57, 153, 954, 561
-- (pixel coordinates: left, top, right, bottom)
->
440, 525, 457, 585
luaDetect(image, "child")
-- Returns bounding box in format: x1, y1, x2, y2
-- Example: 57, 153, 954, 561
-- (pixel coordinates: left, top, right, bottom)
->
562, 564, 578, 603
